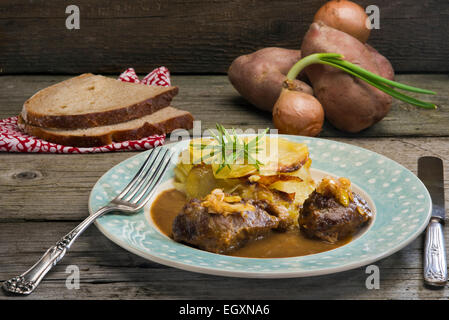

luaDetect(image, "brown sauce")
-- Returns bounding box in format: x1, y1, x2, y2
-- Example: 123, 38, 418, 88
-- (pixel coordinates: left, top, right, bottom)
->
150, 189, 350, 258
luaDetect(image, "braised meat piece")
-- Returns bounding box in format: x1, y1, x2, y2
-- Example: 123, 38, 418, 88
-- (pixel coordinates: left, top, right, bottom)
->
172, 189, 291, 254
237, 182, 298, 230
299, 177, 372, 243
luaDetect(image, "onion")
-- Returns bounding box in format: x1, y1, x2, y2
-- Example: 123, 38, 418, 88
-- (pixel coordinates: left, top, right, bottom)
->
273, 87, 324, 137
313, 0, 370, 43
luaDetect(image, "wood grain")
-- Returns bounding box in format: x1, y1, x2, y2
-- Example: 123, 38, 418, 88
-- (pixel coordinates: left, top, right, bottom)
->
0, 0, 448, 74
0, 74, 447, 137
1, 135, 448, 222
1, 221, 448, 300
1, 74, 449, 300
1, 136, 449, 300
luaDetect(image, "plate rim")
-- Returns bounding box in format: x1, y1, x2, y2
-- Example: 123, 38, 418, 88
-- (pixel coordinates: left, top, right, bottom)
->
89, 135, 432, 278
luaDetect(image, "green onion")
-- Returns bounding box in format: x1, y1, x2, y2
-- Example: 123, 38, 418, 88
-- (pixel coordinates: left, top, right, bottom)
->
286, 53, 437, 109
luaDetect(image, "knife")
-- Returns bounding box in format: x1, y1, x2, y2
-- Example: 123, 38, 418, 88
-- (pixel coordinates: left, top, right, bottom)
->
418, 156, 447, 287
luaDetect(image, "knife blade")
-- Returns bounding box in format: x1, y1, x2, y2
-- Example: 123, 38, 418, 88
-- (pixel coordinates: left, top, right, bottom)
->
419, 157, 445, 221
418, 156, 447, 286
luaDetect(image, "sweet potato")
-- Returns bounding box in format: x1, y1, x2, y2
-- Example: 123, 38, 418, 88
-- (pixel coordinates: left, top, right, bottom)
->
228, 47, 313, 112
365, 44, 395, 81
301, 22, 393, 133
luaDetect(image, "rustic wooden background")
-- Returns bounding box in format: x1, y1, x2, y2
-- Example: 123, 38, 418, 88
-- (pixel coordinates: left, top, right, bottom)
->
1, 1, 449, 300
1, 0, 448, 74
0, 75, 449, 300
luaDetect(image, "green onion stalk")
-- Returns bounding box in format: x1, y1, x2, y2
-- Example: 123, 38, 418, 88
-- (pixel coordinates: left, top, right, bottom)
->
285, 53, 436, 109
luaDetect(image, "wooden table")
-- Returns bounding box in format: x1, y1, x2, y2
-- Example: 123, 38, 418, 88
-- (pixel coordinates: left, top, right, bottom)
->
0, 74, 448, 300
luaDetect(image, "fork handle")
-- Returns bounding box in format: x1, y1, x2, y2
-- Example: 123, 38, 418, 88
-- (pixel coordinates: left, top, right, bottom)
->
2, 206, 114, 295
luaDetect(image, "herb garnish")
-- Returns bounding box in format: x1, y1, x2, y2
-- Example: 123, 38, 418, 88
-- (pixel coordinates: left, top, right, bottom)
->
192, 124, 269, 174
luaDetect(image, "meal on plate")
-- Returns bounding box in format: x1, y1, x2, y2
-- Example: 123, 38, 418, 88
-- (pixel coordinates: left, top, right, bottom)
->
18, 73, 194, 147
151, 127, 373, 258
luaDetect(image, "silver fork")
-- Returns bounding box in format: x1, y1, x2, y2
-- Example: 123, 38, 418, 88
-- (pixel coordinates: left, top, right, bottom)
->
2, 146, 173, 295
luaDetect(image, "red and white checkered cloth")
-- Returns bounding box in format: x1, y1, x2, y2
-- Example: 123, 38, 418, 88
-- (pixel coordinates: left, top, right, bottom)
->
0, 67, 171, 153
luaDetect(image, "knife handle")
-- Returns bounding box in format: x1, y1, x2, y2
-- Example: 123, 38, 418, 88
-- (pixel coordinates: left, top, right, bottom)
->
424, 218, 448, 286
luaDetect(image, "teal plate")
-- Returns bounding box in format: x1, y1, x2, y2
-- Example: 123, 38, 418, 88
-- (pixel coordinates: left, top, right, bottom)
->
89, 135, 431, 278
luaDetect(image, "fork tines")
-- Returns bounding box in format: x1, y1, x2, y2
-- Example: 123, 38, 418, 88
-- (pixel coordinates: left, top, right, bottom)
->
115, 147, 173, 209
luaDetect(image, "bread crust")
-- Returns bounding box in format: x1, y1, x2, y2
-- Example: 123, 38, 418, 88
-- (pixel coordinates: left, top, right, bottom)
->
22, 87, 178, 129
17, 111, 194, 148
22, 86, 179, 130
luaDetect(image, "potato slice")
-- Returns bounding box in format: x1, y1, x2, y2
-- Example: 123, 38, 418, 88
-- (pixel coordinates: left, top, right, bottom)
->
248, 137, 309, 176
265, 158, 316, 204
182, 137, 309, 178
175, 137, 314, 204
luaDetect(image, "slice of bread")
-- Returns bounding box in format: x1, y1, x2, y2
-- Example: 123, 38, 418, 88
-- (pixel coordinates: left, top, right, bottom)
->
18, 107, 194, 148
21, 73, 179, 129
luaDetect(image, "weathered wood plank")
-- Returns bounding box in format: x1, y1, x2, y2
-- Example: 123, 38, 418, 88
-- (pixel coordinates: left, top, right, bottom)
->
1, 137, 448, 222
0, 153, 130, 221
0, 74, 448, 300
0, 0, 448, 74
0, 221, 448, 300
0, 74, 447, 137
0, 75, 448, 222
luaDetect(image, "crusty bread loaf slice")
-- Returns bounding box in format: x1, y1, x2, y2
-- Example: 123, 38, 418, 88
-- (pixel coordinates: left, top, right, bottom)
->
18, 107, 193, 148
21, 73, 179, 129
